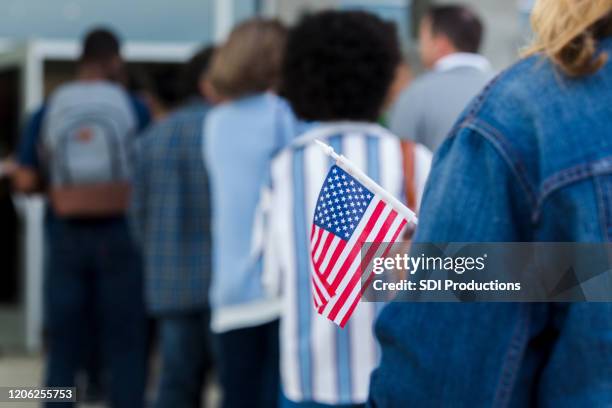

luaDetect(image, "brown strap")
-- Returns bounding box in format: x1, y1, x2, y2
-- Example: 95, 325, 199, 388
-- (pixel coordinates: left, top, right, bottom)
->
401, 140, 417, 212
49, 182, 131, 218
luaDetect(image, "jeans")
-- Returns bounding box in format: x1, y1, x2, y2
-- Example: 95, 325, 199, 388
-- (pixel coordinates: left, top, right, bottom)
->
280, 393, 365, 408
44, 216, 147, 408
214, 319, 280, 408
155, 309, 214, 408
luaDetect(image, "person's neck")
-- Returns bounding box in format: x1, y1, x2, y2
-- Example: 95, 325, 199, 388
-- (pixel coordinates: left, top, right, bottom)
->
77, 64, 108, 81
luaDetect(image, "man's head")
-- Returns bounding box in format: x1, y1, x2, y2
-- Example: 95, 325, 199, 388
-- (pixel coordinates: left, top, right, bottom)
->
282, 10, 400, 122
79, 28, 123, 80
181, 46, 215, 102
419, 5, 484, 69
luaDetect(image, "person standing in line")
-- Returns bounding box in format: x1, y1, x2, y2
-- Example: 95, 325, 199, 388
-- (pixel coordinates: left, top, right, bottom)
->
389, 4, 493, 152
369, 1, 612, 406
262, 11, 431, 408
130, 46, 217, 408
12, 28, 150, 408
203, 18, 295, 408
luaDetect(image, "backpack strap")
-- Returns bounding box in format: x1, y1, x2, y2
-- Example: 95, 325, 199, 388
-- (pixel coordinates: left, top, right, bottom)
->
401, 140, 417, 212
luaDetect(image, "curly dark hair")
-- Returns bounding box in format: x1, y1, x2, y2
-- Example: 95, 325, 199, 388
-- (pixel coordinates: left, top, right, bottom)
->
282, 10, 400, 122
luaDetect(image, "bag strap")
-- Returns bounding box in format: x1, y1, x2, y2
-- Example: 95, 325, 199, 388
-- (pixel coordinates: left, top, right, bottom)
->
401, 140, 417, 211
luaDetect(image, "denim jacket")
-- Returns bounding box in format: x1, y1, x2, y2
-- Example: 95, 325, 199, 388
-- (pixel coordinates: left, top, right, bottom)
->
369, 38, 612, 407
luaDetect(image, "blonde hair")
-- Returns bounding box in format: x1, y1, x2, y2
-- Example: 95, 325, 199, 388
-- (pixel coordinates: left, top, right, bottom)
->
207, 18, 287, 100
524, 0, 612, 76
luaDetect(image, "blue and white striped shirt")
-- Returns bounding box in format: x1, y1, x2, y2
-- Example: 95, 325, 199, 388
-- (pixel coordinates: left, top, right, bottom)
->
262, 122, 431, 404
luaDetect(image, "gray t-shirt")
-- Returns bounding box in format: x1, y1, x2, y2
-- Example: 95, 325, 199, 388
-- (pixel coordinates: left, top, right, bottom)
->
390, 66, 493, 152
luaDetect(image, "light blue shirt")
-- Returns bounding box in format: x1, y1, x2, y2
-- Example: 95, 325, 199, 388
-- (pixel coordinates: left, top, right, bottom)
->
204, 93, 296, 332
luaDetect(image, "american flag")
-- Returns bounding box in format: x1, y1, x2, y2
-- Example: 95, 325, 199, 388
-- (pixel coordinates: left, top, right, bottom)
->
311, 164, 409, 327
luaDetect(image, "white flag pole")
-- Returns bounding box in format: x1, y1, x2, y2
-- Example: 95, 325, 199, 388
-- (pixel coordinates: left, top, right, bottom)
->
315, 139, 418, 225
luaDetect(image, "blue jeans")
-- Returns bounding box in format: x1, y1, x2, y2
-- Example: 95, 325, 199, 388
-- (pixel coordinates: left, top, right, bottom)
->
44, 216, 147, 408
154, 309, 214, 408
214, 319, 280, 408
280, 393, 365, 408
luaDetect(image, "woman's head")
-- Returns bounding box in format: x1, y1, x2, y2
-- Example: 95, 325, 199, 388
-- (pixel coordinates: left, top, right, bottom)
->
526, 0, 612, 76
282, 10, 400, 122
207, 18, 287, 100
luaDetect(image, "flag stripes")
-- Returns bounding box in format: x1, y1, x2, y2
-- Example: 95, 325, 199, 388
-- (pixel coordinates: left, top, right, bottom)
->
311, 164, 409, 327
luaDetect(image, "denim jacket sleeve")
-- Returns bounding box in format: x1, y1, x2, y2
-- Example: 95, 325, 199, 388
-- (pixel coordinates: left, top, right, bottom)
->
413, 123, 533, 244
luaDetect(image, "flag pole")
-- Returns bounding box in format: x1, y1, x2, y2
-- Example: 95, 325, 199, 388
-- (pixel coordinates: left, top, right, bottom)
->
315, 139, 418, 225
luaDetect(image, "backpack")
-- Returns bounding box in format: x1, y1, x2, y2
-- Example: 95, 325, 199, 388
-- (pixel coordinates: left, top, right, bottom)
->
41, 81, 138, 217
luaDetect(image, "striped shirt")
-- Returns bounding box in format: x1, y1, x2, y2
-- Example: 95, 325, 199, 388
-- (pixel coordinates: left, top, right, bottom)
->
262, 122, 431, 404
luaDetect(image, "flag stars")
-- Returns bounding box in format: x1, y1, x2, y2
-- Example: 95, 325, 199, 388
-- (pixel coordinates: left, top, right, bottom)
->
314, 166, 375, 240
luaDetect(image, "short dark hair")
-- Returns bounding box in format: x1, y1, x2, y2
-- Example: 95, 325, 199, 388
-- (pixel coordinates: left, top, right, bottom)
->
182, 46, 215, 99
81, 28, 121, 63
426, 5, 484, 53
282, 10, 400, 122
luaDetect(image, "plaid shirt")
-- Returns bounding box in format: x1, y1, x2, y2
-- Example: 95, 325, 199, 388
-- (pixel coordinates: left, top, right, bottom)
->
130, 101, 211, 313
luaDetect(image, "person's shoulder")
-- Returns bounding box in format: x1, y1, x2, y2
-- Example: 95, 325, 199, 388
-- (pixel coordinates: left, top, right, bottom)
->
45, 81, 82, 103
397, 72, 438, 100
167, 101, 208, 122
401, 139, 433, 162
464, 55, 556, 119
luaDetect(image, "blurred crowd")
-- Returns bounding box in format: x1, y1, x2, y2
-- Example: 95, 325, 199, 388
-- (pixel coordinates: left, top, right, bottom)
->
1, 0, 612, 407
